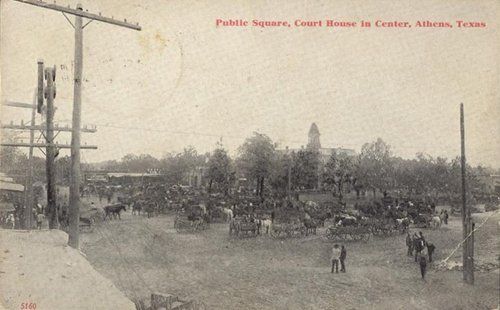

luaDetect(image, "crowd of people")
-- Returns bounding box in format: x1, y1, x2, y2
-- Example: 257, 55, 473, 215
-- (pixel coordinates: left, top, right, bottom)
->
405, 231, 437, 279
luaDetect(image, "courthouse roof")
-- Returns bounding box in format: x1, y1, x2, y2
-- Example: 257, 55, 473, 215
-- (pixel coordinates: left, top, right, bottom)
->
309, 123, 320, 135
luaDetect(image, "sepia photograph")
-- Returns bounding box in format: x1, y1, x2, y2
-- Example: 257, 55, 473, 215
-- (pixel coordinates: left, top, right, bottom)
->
0, 0, 499, 309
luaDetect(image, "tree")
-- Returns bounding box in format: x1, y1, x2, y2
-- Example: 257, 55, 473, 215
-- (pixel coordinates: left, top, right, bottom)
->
323, 152, 353, 203
268, 151, 290, 198
206, 144, 233, 194
161, 146, 206, 185
357, 138, 393, 198
237, 132, 275, 197
291, 149, 320, 190
120, 153, 160, 173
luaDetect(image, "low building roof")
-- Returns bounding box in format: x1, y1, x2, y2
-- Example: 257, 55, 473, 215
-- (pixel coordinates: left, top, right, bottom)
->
0, 181, 24, 192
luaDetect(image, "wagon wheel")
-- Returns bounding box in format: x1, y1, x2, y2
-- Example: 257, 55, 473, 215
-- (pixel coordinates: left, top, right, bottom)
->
362, 232, 371, 242
88, 218, 95, 232
301, 227, 307, 237
270, 227, 279, 238
174, 219, 184, 233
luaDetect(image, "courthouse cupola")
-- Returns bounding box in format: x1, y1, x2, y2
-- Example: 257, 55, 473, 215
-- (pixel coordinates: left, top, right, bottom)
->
307, 123, 321, 150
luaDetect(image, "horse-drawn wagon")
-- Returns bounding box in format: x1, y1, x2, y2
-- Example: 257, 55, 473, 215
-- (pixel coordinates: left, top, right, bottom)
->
325, 225, 371, 241
229, 217, 260, 237
270, 220, 306, 238
413, 213, 432, 228
174, 205, 209, 233
78, 202, 105, 232
174, 215, 209, 233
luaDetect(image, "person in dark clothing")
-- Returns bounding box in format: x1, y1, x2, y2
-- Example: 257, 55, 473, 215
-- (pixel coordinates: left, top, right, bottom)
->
419, 253, 427, 279
444, 210, 449, 225
340, 245, 347, 272
427, 242, 435, 262
418, 231, 426, 244
413, 233, 424, 262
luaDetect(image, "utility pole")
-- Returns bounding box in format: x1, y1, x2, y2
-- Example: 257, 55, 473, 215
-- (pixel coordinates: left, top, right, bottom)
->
44, 66, 58, 229
1, 61, 97, 228
1, 91, 37, 229
12, 0, 141, 249
460, 103, 474, 284
24, 88, 37, 230
286, 146, 292, 201
68, 3, 84, 250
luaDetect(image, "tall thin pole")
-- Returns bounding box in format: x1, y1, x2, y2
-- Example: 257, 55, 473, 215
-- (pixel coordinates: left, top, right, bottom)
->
286, 146, 291, 201
45, 68, 58, 229
11, 0, 141, 248
460, 103, 473, 284
24, 88, 37, 229
68, 4, 83, 249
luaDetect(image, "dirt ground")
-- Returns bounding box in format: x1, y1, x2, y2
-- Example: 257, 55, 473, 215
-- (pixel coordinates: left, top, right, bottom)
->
79, 205, 500, 310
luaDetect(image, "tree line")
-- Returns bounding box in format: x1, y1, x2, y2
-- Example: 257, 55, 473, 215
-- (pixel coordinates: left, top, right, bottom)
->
1, 132, 498, 202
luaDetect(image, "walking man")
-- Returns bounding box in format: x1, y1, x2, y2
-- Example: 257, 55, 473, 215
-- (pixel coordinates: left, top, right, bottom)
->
340, 245, 347, 272
331, 244, 341, 273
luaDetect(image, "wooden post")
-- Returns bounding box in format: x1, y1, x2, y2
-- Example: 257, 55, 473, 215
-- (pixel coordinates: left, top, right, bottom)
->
470, 222, 475, 283
45, 67, 58, 229
23, 88, 37, 230
460, 103, 473, 284
68, 4, 83, 249
287, 146, 291, 200
11, 0, 140, 248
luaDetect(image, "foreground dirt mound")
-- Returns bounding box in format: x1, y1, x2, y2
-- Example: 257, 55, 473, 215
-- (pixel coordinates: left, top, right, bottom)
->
0, 229, 136, 310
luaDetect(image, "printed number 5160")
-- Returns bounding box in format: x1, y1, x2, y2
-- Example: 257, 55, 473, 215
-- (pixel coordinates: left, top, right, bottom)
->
20, 303, 37, 309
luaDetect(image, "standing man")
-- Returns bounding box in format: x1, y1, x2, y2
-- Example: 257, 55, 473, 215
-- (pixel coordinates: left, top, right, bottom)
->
340, 245, 347, 272
406, 232, 413, 257
427, 242, 436, 262
418, 231, 426, 245
331, 244, 341, 273
419, 250, 428, 279
444, 210, 449, 225
36, 212, 45, 230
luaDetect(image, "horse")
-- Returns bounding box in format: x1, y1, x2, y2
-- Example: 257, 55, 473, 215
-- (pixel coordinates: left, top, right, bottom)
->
131, 202, 142, 215
395, 217, 410, 233
104, 205, 126, 220
229, 217, 240, 235
143, 203, 156, 218
431, 216, 441, 229
302, 218, 318, 236
222, 208, 233, 222
335, 215, 357, 227
5, 214, 15, 229
261, 219, 272, 235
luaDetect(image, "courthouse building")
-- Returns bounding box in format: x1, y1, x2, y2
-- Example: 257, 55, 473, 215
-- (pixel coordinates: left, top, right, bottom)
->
285, 123, 356, 162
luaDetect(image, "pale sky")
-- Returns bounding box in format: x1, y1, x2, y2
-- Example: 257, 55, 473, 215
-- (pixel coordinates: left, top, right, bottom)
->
1, 0, 499, 167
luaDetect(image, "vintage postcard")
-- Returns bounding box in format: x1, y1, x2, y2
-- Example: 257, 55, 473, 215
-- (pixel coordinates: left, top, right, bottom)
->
0, 0, 499, 309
